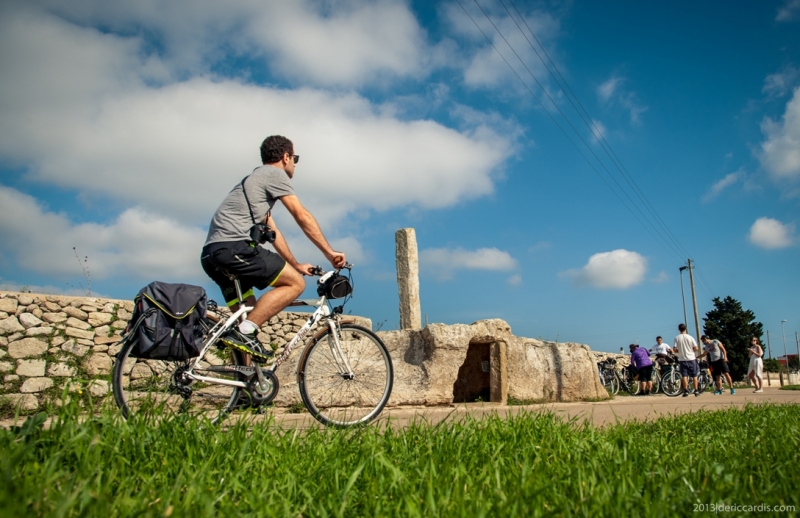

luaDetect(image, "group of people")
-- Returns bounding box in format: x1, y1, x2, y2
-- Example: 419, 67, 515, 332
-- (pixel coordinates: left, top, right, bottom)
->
627, 323, 766, 396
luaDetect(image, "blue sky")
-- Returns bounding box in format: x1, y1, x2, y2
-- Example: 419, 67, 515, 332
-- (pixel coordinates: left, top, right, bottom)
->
1, 0, 799, 354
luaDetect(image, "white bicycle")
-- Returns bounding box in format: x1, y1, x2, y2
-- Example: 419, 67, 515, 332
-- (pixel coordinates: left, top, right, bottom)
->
112, 265, 394, 427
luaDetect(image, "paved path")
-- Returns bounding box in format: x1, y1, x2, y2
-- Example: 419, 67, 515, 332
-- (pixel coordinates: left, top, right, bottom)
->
4, 386, 798, 431
267, 386, 800, 429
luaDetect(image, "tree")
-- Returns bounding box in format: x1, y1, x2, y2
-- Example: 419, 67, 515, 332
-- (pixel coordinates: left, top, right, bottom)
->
703, 296, 763, 382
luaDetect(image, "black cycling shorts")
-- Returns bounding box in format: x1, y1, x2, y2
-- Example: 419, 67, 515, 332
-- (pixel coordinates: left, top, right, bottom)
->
710, 359, 729, 379
637, 365, 654, 382
201, 240, 286, 306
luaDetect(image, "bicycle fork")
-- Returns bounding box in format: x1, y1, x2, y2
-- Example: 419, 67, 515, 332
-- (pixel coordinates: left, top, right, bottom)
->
325, 319, 355, 379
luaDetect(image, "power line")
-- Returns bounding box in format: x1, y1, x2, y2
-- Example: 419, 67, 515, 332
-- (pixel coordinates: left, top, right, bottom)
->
461, 0, 719, 300
460, 0, 687, 264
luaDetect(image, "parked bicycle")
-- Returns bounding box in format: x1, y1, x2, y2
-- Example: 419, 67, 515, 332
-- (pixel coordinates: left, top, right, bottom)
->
697, 360, 712, 393
112, 265, 394, 427
660, 355, 684, 397
598, 358, 619, 395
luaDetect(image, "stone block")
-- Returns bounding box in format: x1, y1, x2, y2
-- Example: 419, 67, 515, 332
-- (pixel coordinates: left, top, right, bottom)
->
8, 338, 48, 358
103, 303, 116, 313
87, 379, 110, 397
88, 313, 113, 326
44, 301, 61, 312
0, 298, 18, 313
48, 363, 77, 377
0, 312, 6, 319
84, 354, 113, 376
18, 313, 43, 329
41, 312, 68, 324
0, 336, 6, 346
123, 301, 134, 312
25, 327, 53, 337
16, 359, 46, 377
4, 374, 19, 382
17, 295, 34, 306
7, 332, 23, 342
61, 340, 90, 357
0, 361, 13, 373
76, 339, 94, 346
0, 349, 5, 358
65, 317, 91, 330
395, 228, 421, 330
111, 320, 127, 330
93, 345, 109, 353
3, 393, 38, 412
94, 335, 121, 345
94, 325, 110, 337
107, 343, 124, 356
20, 377, 53, 393
51, 336, 66, 347
117, 309, 132, 320
66, 327, 95, 340
64, 307, 89, 320
0, 316, 25, 335
31, 308, 43, 319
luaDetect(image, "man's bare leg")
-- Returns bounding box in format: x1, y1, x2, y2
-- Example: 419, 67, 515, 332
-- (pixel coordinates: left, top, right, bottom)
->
247, 266, 305, 326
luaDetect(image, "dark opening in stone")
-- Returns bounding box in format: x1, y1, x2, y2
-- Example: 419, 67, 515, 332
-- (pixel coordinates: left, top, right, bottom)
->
453, 341, 491, 402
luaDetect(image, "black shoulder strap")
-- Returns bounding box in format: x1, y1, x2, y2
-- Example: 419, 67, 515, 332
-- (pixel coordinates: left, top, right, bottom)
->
240, 176, 257, 225
240, 175, 271, 225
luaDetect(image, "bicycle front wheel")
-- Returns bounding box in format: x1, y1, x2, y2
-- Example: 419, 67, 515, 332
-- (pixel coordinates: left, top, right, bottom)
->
297, 324, 393, 427
112, 335, 245, 424
661, 368, 682, 397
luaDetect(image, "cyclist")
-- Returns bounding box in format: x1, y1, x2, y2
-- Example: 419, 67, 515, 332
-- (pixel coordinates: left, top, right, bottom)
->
672, 323, 700, 397
629, 344, 654, 395
201, 135, 346, 357
698, 335, 735, 395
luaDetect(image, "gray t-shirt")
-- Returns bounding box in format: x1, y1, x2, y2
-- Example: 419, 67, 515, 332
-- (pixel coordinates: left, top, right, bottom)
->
704, 339, 724, 362
204, 165, 295, 246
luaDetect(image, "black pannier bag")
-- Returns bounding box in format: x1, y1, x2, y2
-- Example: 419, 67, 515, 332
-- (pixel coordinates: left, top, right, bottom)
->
126, 282, 207, 361
318, 274, 352, 299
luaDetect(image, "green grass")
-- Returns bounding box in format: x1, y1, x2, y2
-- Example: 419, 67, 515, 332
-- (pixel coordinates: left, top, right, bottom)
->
780, 384, 800, 391
1, 403, 799, 517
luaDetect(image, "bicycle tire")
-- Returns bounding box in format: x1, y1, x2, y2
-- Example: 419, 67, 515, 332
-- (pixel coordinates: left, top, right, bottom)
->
621, 369, 639, 395
698, 371, 711, 393
661, 368, 683, 397
650, 367, 660, 394
112, 334, 246, 424
297, 324, 393, 427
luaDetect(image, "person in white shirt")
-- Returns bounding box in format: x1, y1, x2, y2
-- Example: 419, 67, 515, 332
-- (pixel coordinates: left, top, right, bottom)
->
672, 323, 700, 397
650, 335, 673, 381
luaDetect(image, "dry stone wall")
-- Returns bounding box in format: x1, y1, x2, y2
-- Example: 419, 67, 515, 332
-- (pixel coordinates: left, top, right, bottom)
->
0, 291, 348, 415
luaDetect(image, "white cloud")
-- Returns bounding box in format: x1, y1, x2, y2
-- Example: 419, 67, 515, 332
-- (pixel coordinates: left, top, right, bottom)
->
763, 66, 799, 98
559, 249, 647, 289
776, 0, 800, 21
590, 119, 607, 141
652, 271, 669, 284
444, 2, 562, 95
420, 247, 517, 280
0, 5, 513, 228
748, 217, 795, 249
0, 186, 207, 282
597, 76, 647, 124
759, 87, 800, 180
597, 77, 622, 102
506, 274, 523, 286
703, 169, 744, 202
33, 0, 435, 88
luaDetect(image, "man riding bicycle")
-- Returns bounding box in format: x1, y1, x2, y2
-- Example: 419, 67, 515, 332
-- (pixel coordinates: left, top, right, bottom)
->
201, 135, 346, 357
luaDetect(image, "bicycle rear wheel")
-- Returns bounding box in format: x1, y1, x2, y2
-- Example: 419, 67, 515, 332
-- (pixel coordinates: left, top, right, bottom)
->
661, 368, 683, 397
650, 367, 661, 394
297, 324, 393, 427
112, 334, 246, 424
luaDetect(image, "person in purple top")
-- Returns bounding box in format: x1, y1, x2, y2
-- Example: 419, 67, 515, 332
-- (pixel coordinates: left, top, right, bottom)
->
629, 343, 655, 395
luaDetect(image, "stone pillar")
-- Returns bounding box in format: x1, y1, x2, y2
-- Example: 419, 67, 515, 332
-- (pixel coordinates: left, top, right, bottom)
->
490, 341, 508, 404
395, 228, 421, 330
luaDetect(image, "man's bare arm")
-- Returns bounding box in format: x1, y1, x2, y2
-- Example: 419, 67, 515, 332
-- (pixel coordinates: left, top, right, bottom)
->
279, 195, 345, 268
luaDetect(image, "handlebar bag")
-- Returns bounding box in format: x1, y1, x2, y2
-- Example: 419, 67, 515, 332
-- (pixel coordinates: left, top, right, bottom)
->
125, 281, 207, 360
318, 274, 352, 299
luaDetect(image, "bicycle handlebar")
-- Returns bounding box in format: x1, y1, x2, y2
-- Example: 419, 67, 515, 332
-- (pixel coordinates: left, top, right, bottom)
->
310, 263, 353, 277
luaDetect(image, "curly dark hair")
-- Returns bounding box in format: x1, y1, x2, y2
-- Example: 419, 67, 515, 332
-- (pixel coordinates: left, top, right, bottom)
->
260, 135, 293, 164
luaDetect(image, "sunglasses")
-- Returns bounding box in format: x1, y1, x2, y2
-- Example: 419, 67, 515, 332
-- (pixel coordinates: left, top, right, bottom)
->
291, 154, 299, 164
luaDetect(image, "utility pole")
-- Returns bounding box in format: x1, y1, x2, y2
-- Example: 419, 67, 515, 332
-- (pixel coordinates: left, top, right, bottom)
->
678, 266, 689, 327
687, 259, 701, 341
781, 320, 788, 378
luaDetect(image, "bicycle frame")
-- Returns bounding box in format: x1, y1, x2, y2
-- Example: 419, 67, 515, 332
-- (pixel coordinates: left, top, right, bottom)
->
184, 272, 355, 391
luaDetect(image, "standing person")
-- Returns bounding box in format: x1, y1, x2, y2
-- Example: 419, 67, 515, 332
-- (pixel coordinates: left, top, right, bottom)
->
747, 336, 764, 393
672, 323, 701, 397
201, 135, 346, 359
629, 344, 654, 395
650, 335, 673, 385
698, 336, 735, 395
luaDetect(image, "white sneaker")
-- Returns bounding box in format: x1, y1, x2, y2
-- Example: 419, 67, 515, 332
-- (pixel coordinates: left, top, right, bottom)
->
753, 389, 763, 393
